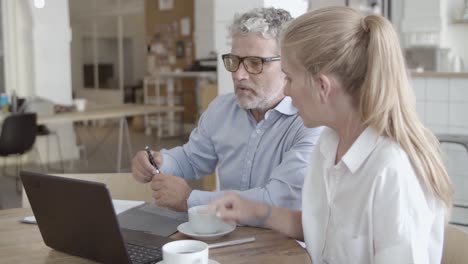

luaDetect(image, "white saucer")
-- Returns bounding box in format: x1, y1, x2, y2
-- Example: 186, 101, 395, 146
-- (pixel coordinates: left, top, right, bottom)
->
156, 259, 219, 264
177, 222, 236, 240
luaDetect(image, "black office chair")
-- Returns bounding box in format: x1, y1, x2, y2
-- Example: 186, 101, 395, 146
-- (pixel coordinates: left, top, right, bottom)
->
0, 113, 38, 191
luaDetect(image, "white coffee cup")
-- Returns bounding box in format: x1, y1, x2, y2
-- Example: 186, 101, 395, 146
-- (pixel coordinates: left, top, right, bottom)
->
188, 205, 225, 234
162, 240, 208, 264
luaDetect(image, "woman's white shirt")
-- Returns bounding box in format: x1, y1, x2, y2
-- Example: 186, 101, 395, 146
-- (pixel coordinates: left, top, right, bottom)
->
302, 127, 445, 264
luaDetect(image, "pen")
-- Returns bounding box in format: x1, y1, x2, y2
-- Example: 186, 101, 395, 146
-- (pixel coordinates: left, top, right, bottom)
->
208, 237, 256, 249
145, 146, 160, 174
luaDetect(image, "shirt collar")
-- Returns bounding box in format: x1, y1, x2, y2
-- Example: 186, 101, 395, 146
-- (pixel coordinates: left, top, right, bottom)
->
342, 126, 381, 173
240, 96, 297, 121
272, 96, 297, 116
257, 96, 297, 120
319, 126, 381, 174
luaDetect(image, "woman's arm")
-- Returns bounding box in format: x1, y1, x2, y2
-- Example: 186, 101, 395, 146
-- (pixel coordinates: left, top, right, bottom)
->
265, 205, 303, 240
211, 192, 304, 240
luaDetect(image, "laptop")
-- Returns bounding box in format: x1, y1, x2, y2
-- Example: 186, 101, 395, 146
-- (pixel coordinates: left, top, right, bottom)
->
20, 170, 175, 264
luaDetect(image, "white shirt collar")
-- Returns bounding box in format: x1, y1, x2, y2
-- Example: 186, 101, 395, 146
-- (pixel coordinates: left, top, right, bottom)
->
320, 126, 381, 174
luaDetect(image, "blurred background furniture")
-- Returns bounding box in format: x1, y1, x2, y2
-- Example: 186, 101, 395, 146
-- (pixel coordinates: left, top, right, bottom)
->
37, 104, 184, 172
437, 134, 468, 151
143, 71, 216, 137
437, 134, 468, 227
0, 113, 38, 191
36, 124, 64, 172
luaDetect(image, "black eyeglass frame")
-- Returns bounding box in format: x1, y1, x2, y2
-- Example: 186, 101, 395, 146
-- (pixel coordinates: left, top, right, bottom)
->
221, 54, 281, 74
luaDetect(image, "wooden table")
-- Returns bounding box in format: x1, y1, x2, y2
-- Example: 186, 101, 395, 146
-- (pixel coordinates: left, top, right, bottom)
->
0, 208, 311, 264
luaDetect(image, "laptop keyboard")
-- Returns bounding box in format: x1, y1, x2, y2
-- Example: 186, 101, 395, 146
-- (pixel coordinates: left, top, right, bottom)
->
126, 242, 163, 264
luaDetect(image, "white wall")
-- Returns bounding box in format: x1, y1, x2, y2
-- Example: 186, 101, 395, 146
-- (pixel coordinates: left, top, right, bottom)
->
2, 0, 34, 98
31, 0, 73, 104
308, 0, 345, 10
194, 0, 215, 60
0, 0, 73, 104
264, 0, 309, 18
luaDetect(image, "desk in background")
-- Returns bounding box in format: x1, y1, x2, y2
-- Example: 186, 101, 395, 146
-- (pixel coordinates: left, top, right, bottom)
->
38, 104, 184, 172
0, 208, 311, 264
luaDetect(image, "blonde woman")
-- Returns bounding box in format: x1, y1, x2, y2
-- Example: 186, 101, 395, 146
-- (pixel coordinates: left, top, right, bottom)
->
211, 6, 453, 263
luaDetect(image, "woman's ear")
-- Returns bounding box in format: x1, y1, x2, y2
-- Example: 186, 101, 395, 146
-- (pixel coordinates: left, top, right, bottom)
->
318, 74, 332, 104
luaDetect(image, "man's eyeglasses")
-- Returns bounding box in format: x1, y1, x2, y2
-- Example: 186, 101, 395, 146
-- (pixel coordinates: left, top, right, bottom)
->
222, 54, 281, 74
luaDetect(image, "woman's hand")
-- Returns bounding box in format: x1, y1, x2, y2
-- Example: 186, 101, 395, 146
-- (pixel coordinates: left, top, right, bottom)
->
210, 192, 268, 225
211, 192, 304, 240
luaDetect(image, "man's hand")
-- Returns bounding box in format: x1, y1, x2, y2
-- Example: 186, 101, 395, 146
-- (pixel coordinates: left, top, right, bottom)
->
132, 150, 162, 183
151, 173, 192, 212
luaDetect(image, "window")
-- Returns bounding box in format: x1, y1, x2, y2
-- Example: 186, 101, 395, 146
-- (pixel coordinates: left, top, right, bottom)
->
83, 63, 114, 89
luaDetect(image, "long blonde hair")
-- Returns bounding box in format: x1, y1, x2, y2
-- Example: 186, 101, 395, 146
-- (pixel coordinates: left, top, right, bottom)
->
282, 7, 453, 207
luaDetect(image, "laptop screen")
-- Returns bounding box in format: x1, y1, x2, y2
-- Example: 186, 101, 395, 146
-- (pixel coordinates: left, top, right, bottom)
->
20, 170, 172, 264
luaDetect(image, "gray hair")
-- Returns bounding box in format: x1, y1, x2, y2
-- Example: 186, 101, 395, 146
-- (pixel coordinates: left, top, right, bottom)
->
229, 7, 293, 41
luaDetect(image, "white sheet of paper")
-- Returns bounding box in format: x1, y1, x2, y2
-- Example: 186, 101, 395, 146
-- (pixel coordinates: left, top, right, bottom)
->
21, 199, 145, 224
112, 199, 145, 214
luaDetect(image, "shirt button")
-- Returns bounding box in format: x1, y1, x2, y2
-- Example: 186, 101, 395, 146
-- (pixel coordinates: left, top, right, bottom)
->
256, 129, 261, 134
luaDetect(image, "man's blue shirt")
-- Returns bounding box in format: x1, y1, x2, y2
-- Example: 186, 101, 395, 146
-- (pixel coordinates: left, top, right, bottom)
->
160, 93, 322, 210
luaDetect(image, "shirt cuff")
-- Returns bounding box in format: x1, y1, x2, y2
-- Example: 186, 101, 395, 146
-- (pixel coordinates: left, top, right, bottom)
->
187, 190, 225, 208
